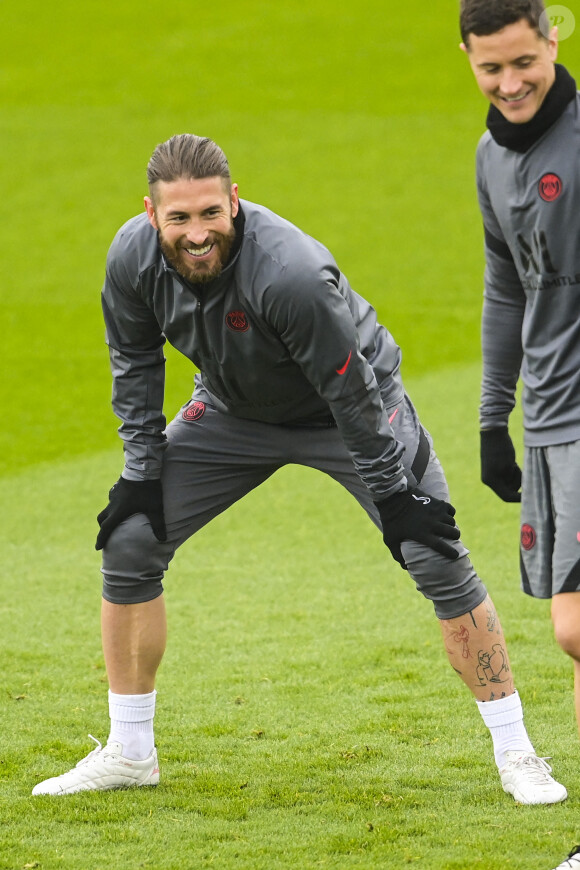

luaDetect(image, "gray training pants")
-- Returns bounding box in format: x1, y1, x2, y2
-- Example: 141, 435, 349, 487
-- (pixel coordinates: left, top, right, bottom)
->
102, 392, 486, 619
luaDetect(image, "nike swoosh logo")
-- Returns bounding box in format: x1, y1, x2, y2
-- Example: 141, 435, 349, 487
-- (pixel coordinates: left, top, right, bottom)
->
336, 350, 352, 376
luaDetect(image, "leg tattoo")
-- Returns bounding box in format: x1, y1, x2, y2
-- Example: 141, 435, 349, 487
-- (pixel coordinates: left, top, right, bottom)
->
476, 644, 510, 686
439, 596, 515, 701
485, 599, 501, 635
451, 625, 472, 660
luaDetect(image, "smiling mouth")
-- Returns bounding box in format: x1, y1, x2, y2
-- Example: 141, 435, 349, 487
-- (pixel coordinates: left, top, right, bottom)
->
185, 243, 214, 258
500, 89, 532, 104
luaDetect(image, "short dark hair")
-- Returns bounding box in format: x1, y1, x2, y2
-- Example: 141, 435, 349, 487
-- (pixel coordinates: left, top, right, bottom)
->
147, 134, 231, 198
460, 0, 547, 48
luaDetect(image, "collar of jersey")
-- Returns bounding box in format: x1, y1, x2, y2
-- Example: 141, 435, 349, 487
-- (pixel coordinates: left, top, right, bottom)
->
486, 63, 577, 153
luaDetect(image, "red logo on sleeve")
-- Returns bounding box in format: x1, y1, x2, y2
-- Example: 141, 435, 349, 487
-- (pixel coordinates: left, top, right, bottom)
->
336, 350, 352, 376
538, 173, 563, 202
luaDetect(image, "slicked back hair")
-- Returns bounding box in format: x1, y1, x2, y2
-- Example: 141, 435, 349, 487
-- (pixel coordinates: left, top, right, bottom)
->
147, 134, 231, 201
460, 0, 547, 48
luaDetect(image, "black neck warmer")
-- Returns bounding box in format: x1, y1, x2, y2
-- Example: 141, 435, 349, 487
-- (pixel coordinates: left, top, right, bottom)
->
228, 204, 245, 265
486, 63, 577, 153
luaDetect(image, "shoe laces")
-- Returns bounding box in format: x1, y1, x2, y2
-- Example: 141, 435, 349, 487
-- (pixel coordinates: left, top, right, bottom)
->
76, 735, 104, 767
510, 752, 554, 782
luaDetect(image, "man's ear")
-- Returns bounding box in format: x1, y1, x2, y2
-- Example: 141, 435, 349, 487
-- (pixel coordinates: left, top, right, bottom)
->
230, 183, 239, 218
459, 41, 468, 54
144, 196, 158, 230
547, 25, 559, 62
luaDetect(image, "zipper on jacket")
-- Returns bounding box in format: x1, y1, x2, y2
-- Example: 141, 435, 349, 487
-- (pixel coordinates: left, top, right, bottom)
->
192, 292, 232, 401
195, 295, 210, 358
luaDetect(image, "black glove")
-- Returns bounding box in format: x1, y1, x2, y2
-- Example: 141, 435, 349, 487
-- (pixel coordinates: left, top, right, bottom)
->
480, 428, 521, 503
95, 476, 167, 551
376, 487, 460, 569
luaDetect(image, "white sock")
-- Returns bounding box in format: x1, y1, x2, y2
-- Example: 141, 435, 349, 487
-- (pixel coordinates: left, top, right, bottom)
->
476, 690, 535, 769
108, 690, 156, 761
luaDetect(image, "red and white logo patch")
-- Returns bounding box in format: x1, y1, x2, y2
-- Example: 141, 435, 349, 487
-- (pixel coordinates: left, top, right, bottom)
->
538, 173, 563, 202
226, 310, 250, 332
521, 523, 537, 551
182, 401, 206, 422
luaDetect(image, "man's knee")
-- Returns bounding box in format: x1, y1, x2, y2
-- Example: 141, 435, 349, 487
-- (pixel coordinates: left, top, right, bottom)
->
101, 515, 170, 605
552, 594, 580, 661
403, 542, 488, 620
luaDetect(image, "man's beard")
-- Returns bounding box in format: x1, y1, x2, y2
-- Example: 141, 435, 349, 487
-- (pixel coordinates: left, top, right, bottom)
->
159, 224, 236, 285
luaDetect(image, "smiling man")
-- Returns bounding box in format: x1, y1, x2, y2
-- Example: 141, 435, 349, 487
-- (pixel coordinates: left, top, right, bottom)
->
460, 3, 580, 865
148, 176, 238, 284
463, 11, 558, 123
31, 133, 566, 806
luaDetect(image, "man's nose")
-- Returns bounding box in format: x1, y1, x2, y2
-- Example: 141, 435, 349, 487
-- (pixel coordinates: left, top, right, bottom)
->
185, 221, 209, 245
499, 67, 524, 96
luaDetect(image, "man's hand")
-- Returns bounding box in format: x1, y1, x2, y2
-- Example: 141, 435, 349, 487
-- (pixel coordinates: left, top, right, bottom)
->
95, 477, 167, 551
375, 487, 460, 569
480, 428, 521, 503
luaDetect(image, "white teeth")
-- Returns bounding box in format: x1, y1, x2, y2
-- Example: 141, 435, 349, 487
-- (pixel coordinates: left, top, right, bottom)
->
186, 244, 212, 257
503, 92, 529, 102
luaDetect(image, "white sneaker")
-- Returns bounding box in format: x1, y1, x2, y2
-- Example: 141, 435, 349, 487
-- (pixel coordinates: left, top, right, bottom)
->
551, 846, 580, 869
499, 751, 567, 805
32, 736, 160, 795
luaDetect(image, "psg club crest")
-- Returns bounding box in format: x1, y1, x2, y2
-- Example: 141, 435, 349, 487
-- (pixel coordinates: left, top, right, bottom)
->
226, 310, 250, 332
182, 401, 206, 422
521, 523, 536, 551
538, 173, 563, 202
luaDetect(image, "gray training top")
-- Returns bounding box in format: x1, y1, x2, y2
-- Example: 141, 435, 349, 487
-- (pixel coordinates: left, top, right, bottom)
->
101, 199, 407, 499
477, 89, 580, 447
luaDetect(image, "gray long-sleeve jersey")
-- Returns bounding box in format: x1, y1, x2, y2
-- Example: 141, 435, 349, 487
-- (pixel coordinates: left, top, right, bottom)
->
477, 91, 580, 447
101, 199, 407, 498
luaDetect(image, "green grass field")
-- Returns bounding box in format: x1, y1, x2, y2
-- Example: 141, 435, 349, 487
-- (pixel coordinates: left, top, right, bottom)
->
1, 1, 580, 867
